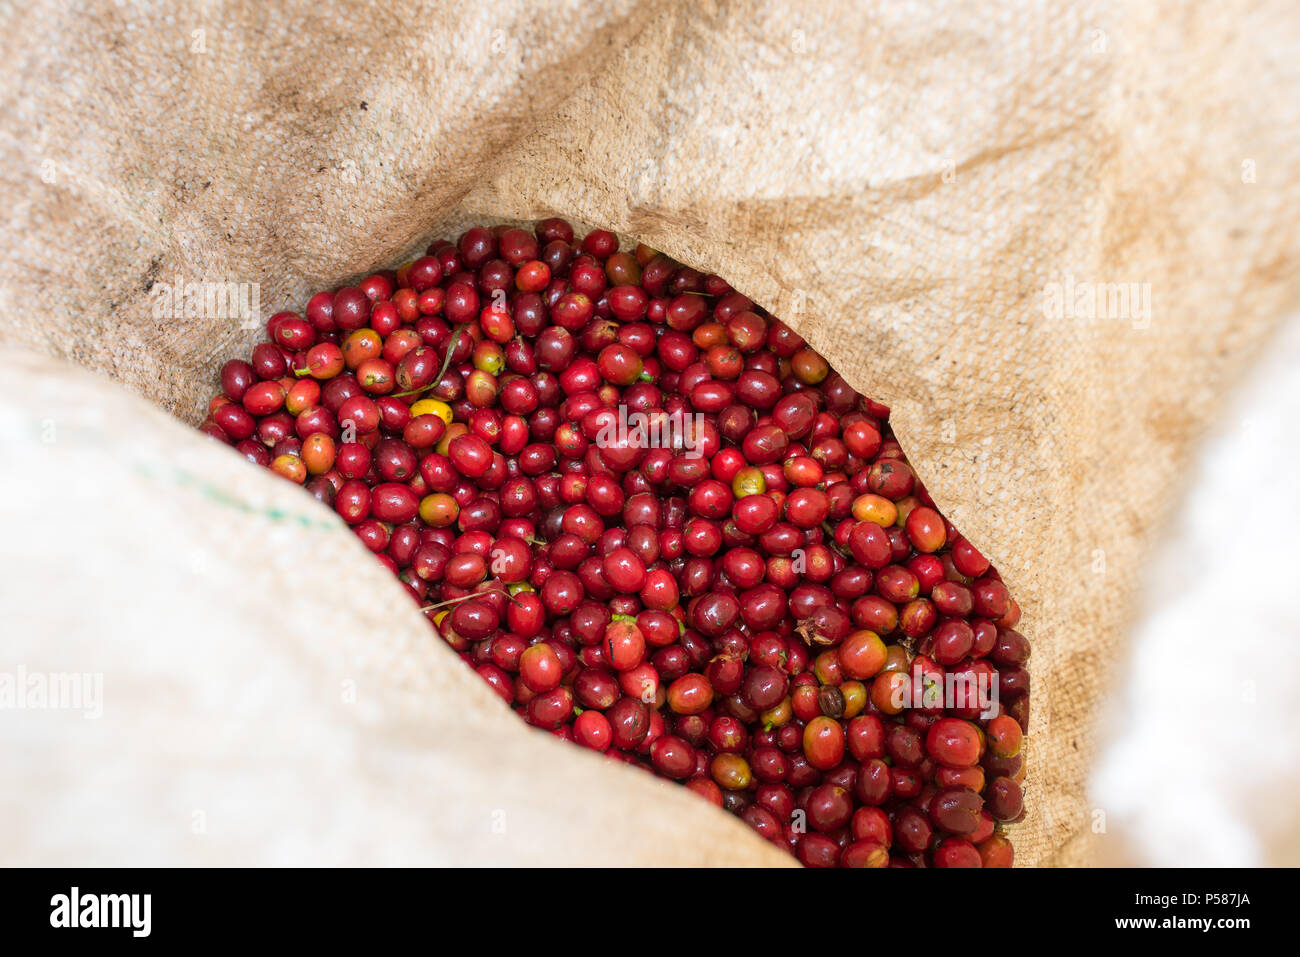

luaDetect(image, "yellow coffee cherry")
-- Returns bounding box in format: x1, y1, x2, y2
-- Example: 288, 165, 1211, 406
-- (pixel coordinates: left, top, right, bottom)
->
411, 398, 453, 424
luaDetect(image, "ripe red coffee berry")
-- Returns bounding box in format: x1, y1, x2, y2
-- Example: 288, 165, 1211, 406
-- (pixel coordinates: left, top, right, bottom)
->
650, 735, 696, 779
803, 716, 845, 771
986, 776, 1025, 822
448, 433, 492, 478
519, 644, 562, 693
199, 218, 1028, 869
933, 837, 982, 868
602, 547, 647, 593
574, 710, 612, 752
951, 536, 991, 577
603, 619, 647, 672
607, 697, 650, 751
926, 717, 982, 768
986, 714, 1023, 757
929, 786, 983, 835
904, 506, 947, 553
667, 673, 713, 715
849, 522, 892, 569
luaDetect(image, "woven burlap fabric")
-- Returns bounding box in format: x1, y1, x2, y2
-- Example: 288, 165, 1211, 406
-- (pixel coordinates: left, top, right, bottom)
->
1, 0, 1297, 865
0, 349, 793, 865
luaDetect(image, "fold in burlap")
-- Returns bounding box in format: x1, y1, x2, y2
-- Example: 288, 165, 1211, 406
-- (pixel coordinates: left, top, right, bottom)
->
1, 0, 1298, 865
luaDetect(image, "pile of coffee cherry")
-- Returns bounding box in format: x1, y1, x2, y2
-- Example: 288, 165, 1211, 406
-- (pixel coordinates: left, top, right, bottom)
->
201, 219, 1028, 867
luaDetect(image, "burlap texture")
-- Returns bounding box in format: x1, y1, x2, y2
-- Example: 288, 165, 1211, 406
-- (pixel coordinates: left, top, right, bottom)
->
2, 0, 1298, 865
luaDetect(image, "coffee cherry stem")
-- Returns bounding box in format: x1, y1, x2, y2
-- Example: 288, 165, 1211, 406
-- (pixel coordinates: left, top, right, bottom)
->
418, 584, 515, 613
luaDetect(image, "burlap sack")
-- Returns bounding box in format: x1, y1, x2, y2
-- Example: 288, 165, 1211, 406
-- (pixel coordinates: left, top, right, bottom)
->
1, 0, 1297, 865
